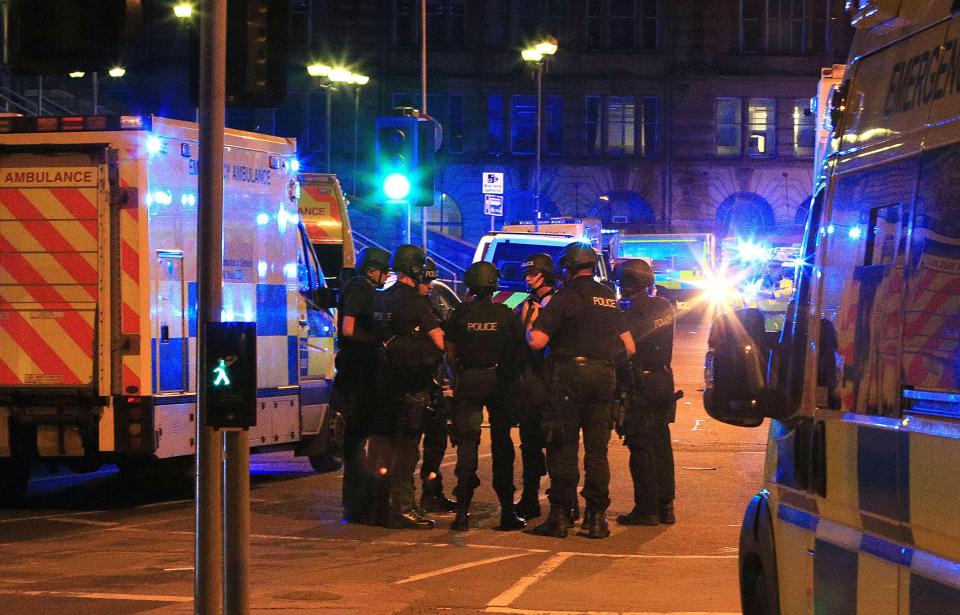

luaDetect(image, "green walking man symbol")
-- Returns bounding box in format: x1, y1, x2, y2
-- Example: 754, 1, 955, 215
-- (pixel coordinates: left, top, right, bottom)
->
213, 358, 231, 386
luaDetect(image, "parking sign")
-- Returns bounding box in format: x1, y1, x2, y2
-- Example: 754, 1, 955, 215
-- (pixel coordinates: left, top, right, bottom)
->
482, 172, 504, 195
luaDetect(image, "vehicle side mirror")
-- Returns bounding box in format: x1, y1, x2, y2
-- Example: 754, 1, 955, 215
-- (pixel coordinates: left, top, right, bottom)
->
703, 308, 769, 427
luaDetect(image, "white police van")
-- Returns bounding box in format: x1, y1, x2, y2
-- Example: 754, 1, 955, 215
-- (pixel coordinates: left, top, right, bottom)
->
704, 1, 960, 613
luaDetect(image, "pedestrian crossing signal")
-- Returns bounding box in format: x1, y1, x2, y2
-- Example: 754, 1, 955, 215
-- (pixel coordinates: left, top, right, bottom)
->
204, 322, 257, 429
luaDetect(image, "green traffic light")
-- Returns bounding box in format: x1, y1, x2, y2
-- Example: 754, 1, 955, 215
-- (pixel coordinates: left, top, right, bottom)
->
212, 358, 231, 386
383, 172, 411, 201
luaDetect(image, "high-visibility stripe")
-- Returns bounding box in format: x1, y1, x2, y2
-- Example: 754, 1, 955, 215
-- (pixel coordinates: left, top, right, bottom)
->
0, 309, 85, 384
48, 187, 98, 220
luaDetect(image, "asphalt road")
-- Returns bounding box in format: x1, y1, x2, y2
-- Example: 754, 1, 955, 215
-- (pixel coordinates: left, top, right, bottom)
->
0, 317, 769, 615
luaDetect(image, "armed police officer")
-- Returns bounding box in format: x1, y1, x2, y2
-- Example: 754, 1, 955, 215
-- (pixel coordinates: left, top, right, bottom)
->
615, 259, 678, 526
446, 261, 527, 531
511, 253, 556, 520
527, 242, 635, 539
369, 245, 444, 529
416, 257, 457, 513
335, 246, 390, 524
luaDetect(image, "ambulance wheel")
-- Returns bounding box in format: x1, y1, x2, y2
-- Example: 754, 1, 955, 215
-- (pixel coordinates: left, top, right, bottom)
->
309, 411, 344, 473
0, 458, 31, 504
741, 556, 778, 615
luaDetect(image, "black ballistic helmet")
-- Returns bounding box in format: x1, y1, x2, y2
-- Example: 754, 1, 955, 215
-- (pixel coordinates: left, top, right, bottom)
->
616, 259, 655, 294
357, 246, 390, 274
464, 261, 500, 292
391, 244, 426, 277
559, 242, 598, 274
420, 257, 438, 283
522, 253, 556, 284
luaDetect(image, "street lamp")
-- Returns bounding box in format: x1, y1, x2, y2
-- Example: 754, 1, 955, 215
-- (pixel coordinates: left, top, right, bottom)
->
306, 63, 369, 181
521, 36, 558, 232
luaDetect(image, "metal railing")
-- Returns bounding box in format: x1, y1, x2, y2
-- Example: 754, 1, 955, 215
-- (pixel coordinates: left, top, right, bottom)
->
352, 229, 466, 297
0, 86, 75, 116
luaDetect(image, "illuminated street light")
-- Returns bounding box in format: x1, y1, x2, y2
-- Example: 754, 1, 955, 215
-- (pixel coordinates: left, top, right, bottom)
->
521, 36, 559, 232
173, 2, 193, 18
108, 66, 126, 78
307, 64, 370, 180
68, 71, 85, 78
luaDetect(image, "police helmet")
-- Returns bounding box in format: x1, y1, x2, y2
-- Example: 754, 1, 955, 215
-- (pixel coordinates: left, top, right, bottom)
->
420, 257, 438, 284
559, 242, 598, 274
391, 244, 426, 277
357, 246, 390, 274
522, 253, 556, 284
616, 259, 655, 294
464, 261, 500, 292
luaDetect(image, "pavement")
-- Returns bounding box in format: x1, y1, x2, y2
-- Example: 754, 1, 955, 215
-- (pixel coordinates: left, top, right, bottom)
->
0, 318, 769, 614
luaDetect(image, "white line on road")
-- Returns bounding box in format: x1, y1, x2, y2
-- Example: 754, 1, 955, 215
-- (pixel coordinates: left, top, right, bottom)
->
0, 510, 108, 524
394, 552, 536, 585
0, 588, 192, 603
487, 608, 740, 615
487, 552, 573, 607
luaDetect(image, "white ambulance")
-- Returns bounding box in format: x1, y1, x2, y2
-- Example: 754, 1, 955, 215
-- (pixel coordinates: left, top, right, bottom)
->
704, 2, 960, 613
0, 115, 342, 499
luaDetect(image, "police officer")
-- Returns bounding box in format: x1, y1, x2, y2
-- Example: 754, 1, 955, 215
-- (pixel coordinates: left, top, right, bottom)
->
335, 246, 390, 524
511, 253, 556, 520
446, 261, 527, 531
527, 242, 635, 539
369, 244, 444, 529
416, 258, 457, 513
614, 259, 678, 527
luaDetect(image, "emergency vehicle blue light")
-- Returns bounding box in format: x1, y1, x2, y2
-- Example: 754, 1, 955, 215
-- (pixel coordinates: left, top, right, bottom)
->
827, 224, 836, 234
256, 213, 269, 225
290, 159, 300, 172
152, 190, 172, 205
146, 136, 162, 155
736, 240, 771, 263
848, 226, 862, 240
284, 263, 298, 279
257, 261, 268, 277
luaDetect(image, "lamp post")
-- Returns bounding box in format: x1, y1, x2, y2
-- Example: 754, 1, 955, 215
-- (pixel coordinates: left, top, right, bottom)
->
307, 64, 369, 179
521, 37, 558, 232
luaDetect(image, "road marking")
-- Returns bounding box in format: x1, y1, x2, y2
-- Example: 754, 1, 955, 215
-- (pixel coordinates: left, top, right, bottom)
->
692, 419, 705, 431
0, 510, 107, 524
0, 588, 192, 603
487, 609, 739, 615
487, 552, 573, 607
43, 517, 119, 527
394, 552, 535, 585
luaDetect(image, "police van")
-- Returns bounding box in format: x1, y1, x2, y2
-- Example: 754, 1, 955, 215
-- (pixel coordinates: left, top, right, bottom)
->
0, 115, 343, 499
473, 217, 610, 308
704, 2, 960, 613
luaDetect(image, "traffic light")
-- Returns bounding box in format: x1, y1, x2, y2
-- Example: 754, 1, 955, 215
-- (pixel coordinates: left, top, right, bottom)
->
6, 0, 142, 75
189, 0, 289, 108
375, 115, 437, 207
203, 322, 257, 429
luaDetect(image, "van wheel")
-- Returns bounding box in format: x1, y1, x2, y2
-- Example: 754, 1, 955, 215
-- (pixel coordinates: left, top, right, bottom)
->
309, 411, 345, 473
0, 458, 31, 504
741, 554, 779, 615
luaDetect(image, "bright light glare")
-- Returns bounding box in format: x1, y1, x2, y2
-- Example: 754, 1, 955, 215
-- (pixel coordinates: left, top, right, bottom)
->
383, 173, 411, 200
350, 74, 370, 85
521, 49, 543, 62
146, 136, 162, 155
289, 158, 300, 172
256, 213, 269, 226
173, 2, 193, 18
108, 66, 126, 78
827, 224, 836, 234
735, 240, 771, 264
848, 226, 862, 240
534, 38, 558, 56
327, 67, 353, 83
68, 71, 85, 78
307, 63, 332, 77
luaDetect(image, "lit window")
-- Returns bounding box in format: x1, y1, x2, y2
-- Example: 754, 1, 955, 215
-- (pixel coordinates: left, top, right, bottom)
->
585, 95, 657, 157
607, 97, 636, 156
793, 98, 815, 157
747, 98, 776, 157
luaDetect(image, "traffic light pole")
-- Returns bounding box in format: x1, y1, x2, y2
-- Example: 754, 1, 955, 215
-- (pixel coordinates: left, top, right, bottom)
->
196, 1, 226, 613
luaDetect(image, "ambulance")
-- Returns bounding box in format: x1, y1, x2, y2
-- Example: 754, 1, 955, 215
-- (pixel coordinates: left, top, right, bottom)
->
0, 115, 342, 500
613, 232, 715, 307
297, 172, 356, 290
472, 217, 609, 308
704, 2, 960, 613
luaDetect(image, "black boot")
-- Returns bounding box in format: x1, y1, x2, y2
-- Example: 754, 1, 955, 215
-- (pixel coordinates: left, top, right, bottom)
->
372, 478, 392, 527
451, 500, 471, 531
421, 490, 457, 513
514, 481, 541, 520
496, 499, 527, 531
525, 506, 568, 538
578, 508, 610, 539
566, 497, 580, 525
389, 507, 436, 530
616, 507, 659, 526
659, 502, 676, 525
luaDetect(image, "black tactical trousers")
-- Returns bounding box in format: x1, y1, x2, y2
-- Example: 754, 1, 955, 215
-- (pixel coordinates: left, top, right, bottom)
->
625, 421, 675, 516
544, 360, 616, 512
453, 368, 517, 503
420, 406, 448, 495
334, 367, 376, 521
518, 402, 546, 487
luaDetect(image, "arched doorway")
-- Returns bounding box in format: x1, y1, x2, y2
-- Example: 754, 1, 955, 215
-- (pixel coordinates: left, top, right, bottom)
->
588, 191, 655, 225
426, 193, 464, 239
715, 192, 776, 238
